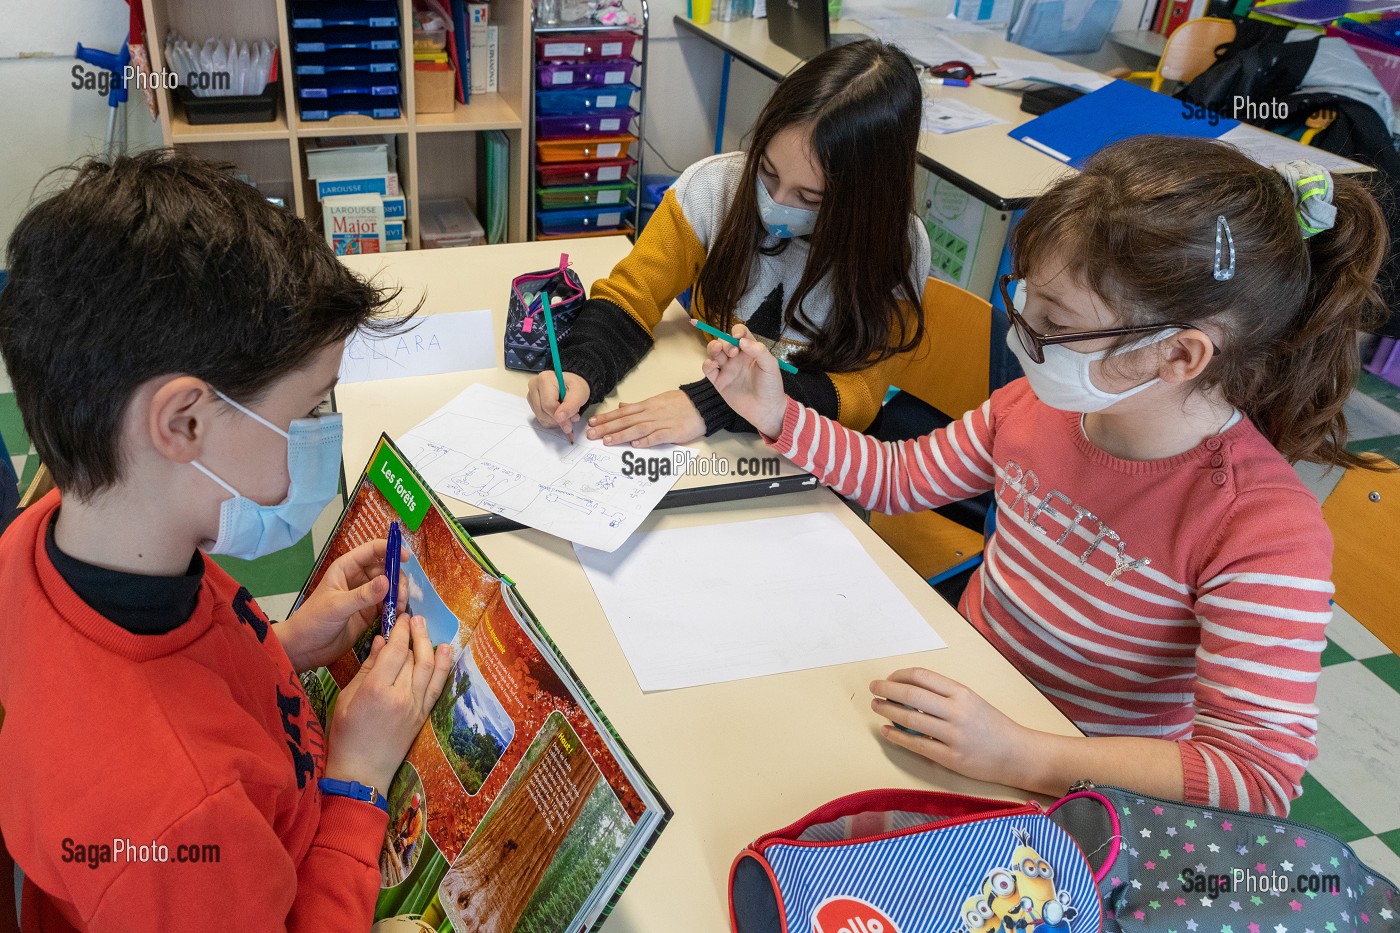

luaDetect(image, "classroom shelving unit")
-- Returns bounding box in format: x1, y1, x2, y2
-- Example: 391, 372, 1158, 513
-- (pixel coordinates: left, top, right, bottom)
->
140, 0, 534, 248
530, 0, 649, 241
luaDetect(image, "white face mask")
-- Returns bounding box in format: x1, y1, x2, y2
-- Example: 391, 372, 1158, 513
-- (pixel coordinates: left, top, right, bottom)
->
1007, 282, 1180, 413
191, 389, 342, 561
756, 175, 819, 239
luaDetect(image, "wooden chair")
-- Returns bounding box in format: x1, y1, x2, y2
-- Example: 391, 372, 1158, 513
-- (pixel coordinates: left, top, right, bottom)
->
1121, 17, 1237, 93
17, 464, 54, 509
869, 277, 992, 583
1320, 454, 1400, 655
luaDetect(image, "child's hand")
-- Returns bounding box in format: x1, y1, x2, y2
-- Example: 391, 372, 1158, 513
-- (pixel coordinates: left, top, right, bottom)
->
870, 668, 1030, 788
325, 615, 452, 796
586, 389, 706, 447
526, 370, 590, 442
700, 324, 787, 438
277, 538, 406, 673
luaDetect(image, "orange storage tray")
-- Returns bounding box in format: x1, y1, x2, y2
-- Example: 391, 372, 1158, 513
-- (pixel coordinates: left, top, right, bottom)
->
535, 134, 635, 163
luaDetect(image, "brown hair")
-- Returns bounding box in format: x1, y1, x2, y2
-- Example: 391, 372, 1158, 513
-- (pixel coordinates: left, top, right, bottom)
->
0, 150, 408, 498
695, 39, 924, 373
1011, 134, 1391, 468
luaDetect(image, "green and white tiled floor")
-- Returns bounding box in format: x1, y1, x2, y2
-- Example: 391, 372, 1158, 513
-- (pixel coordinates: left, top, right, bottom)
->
3, 365, 1400, 882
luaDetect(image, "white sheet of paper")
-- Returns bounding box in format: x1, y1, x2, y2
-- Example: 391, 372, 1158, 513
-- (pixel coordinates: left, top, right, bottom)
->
848, 12, 991, 66
575, 512, 946, 691
339, 310, 495, 383
1217, 124, 1369, 174
977, 56, 1110, 93
922, 97, 1006, 134
398, 383, 693, 551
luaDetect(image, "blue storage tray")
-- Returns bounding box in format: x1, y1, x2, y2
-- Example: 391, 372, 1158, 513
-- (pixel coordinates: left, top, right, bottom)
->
295, 50, 400, 74
293, 28, 401, 52
299, 73, 401, 97
291, 2, 399, 28
535, 86, 638, 114
299, 94, 402, 120
536, 204, 631, 236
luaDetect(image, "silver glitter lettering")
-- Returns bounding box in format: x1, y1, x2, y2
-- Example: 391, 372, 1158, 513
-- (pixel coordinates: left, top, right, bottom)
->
1017, 469, 1041, 520
1107, 541, 1151, 586
1057, 504, 1097, 547
1028, 490, 1072, 536
1080, 524, 1117, 564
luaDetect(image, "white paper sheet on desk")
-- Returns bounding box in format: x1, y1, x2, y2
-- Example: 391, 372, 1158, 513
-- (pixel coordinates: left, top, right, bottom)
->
398, 383, 693, 552
575, 512, 946, 691
977, 56, 1110, 93
922, 97, 1006, 134
339, 310, 495, 383
850, 14, 991, 67
1217, 124, 1369, 174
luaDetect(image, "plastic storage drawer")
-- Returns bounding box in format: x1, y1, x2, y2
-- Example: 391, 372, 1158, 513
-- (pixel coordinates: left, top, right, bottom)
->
536, 181, 636, 210
536, 110, 635, 138
536, 134, 634, 163
536, 31, 640, 61
536, 205, 630, 236
536, 61, 634, 88
535, 157, 635, 186
536, 86, 636, 114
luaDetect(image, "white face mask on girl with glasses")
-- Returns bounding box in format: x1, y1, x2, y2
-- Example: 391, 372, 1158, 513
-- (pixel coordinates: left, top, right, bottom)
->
1001, 275, 1189, 414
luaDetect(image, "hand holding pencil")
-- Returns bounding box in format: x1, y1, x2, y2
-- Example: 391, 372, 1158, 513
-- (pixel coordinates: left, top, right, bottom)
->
526, 369, 590, 440
699, 322, 790, 439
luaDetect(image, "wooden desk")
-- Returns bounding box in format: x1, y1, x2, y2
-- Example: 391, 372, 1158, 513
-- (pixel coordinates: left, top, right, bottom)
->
476, 488, 1082, 931
336, 238, 811, 528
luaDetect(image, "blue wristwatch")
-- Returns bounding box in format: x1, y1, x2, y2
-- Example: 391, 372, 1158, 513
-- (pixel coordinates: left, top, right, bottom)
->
317, 777, 389, 813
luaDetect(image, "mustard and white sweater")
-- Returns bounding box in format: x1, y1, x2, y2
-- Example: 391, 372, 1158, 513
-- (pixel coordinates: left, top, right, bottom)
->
557, 151, 932, 434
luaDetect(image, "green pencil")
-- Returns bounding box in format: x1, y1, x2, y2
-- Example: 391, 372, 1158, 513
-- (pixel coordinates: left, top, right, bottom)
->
540, 295, 573, 444
691, 318, 799, 375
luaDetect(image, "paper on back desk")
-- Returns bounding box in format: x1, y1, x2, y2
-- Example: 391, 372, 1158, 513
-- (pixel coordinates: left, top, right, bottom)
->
574, 512, 946, 692
340, 309, 496, 383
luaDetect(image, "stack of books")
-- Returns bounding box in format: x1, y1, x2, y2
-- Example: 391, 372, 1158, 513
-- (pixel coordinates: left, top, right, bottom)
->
308, 137, 408, 254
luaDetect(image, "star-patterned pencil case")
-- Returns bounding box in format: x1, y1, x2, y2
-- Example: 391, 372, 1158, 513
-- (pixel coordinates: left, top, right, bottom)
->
1046, 783, 1400, 933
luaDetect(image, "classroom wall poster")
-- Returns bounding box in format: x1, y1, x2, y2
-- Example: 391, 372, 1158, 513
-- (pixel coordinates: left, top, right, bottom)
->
298, 437, 668, 932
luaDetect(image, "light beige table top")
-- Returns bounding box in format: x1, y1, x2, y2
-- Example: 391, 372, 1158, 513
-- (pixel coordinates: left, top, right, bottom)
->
476, 487, 1081, 931
337, 238, 808, 520
675, 15, 1091, 207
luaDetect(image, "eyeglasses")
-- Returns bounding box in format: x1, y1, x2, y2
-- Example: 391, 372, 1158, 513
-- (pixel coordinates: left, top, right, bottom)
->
997, 274, 1197, 365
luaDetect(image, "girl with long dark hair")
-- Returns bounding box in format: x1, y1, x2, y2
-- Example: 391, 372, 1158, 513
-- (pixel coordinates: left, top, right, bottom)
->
525, 39, 929, 446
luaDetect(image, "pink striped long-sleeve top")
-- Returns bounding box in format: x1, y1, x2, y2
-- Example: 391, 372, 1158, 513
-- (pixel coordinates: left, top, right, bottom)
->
770, 378, 1333, 815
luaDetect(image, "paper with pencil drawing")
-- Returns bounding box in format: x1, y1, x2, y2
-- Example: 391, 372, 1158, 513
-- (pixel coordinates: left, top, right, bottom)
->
398, 383, 692, 551
575, 512, 946, 691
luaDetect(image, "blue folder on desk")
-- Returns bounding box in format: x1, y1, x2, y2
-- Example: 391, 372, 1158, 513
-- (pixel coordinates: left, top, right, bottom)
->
1009, 80, 1239, 167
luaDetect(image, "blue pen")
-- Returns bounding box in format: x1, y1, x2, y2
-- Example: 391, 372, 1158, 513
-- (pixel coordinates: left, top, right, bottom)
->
382, 521, 402, 639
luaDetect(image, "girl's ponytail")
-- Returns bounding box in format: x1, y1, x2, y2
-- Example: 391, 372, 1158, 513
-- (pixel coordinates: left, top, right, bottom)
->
1253, 173, 1390, 468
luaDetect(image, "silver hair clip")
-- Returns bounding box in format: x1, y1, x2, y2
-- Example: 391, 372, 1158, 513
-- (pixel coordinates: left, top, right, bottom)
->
1213, 215, 1235, 281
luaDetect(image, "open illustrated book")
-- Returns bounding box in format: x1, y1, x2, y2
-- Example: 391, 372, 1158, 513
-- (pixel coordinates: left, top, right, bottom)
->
294, 435, 670, 932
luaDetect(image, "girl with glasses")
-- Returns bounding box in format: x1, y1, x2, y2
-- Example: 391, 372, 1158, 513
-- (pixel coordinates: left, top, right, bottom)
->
701, 134, 1390, 816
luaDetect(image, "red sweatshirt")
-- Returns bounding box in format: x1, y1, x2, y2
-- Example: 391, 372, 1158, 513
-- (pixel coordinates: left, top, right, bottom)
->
0, 492, 386, 932
771, 379, 1333, 815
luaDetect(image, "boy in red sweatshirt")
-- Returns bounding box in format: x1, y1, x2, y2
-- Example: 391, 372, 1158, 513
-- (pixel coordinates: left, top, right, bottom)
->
0, 151, 453, 932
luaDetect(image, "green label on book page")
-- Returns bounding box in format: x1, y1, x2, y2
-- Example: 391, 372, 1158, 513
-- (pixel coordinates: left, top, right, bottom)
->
369, 441, 430, 531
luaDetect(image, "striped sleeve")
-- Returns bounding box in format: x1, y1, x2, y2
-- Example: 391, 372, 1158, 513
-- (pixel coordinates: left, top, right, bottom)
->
768, 395, 997, 514
1180, 489, 1334, 816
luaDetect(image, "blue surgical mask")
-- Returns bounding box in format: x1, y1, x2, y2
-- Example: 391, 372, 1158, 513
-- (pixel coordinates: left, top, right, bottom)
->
756, 176, 819, 239
191, 389, 342, 561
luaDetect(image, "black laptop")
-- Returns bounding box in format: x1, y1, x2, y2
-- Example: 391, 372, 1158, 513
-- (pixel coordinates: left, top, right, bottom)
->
766, 0, 868, 60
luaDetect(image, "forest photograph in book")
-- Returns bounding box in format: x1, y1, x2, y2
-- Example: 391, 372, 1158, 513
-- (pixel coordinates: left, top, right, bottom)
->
297, 437, 668, 932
